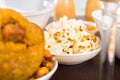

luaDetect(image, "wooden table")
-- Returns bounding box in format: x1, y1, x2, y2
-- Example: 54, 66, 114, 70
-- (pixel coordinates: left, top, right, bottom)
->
47, 16, 120, 80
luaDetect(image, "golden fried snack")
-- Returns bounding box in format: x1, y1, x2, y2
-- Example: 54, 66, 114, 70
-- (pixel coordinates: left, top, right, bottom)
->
0, 8, 44, 80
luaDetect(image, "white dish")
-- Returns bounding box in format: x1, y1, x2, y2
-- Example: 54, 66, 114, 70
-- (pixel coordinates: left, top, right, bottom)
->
45, 17, 101, 65
3, 0, 53, 28
36, 61, 58, 80
22, 1, 53, 28
92, 9, 120, 59
52, 48, 101, 65
4, 0, 43, 12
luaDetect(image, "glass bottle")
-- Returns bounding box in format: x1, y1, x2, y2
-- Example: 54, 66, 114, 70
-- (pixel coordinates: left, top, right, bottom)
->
54, 0, 75, 21
85, 0, 100, 21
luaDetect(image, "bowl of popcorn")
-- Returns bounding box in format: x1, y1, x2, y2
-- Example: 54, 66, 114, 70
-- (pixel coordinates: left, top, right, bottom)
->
44, 16, 101, 65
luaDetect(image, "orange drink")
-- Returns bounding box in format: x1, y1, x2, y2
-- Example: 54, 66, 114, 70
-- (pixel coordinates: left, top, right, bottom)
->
54, 0, 75, 21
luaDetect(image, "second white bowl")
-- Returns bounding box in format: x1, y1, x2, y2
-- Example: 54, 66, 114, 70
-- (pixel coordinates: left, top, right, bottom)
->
52, 48, 101, 65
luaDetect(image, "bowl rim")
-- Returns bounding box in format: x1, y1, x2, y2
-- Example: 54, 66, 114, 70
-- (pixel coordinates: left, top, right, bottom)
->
92, 9, 102, 22
45, 20, 98, 32
36, 61, 58, 80
51, 47, 101, 56
22, 0, 53, 16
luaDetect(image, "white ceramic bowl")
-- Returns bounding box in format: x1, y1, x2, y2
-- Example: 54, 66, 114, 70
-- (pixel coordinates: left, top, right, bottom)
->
4, 0, 44, 11
36, 61, 58, 80
92, 10, 120, 59
45, 20, 101, 65
3, 0, 53, 28
53, 48, 101, 65
22, 1, 53, 28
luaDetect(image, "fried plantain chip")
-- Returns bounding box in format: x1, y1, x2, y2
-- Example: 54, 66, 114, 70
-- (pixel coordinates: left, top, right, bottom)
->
0, 8, 44, 80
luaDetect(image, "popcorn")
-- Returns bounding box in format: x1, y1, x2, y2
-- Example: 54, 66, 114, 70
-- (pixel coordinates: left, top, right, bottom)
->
45, 16, 100, 54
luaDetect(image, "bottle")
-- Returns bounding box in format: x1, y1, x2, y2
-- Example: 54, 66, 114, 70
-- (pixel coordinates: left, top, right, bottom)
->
85, 0, 100, 22
54, 0, 75, 21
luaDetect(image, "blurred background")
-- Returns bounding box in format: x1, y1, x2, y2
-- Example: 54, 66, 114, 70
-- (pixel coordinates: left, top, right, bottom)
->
49, 0, 87, 16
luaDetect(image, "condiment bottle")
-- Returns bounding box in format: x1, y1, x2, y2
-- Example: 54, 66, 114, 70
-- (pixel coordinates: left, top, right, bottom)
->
85, 0, 100, 21
54, 0, 75, 21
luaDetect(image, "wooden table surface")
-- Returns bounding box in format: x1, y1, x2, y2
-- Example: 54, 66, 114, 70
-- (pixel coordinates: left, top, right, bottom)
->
47, 16, 120, 80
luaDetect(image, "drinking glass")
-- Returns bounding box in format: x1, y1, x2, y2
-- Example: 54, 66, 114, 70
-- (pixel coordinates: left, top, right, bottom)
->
99, 1, 119, 80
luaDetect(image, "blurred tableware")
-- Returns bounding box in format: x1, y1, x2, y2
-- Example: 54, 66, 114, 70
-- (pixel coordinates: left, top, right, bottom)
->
92, 9, 120, 59
92, 1, 119, 80
92, 10, 110, 63
22, 1, 53, 28
21, 1, 53, 28
1, 0, 53, 28
36, 61, 58, 80
115, 7, 120, 59
4, 0, 43, 12
54, 0, 75, 21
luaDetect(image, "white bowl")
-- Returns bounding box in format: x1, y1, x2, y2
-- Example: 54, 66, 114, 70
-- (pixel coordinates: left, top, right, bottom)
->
36, 61, 58, 80
22, 1, 53, 28
53, 48, 101, 65
3, 0, 53, 28
92, 10, 120, 59
45, 18, 101, 65
4, 0, 44, 11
